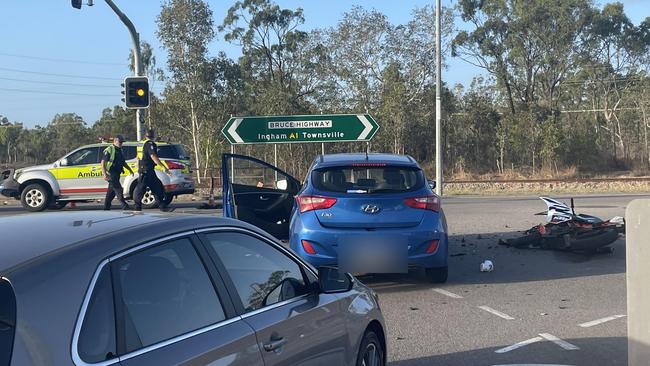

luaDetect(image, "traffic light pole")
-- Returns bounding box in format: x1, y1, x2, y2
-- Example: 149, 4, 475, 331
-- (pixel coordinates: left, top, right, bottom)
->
104, 0, 144, 141
434, 0, 443, 196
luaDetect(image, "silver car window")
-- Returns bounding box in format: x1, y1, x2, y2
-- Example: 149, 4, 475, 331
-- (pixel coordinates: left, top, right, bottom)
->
67, 147, 101, 166
204, 232, 310, 312
114, 238, 226, 353
78, 266, 116, 363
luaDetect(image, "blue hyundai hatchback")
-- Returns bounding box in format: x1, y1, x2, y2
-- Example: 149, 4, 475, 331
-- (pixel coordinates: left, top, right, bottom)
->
222, 153, 449, 283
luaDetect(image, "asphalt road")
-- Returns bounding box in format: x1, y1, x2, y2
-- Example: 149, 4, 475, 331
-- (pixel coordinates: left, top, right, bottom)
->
0, 193, 645, 365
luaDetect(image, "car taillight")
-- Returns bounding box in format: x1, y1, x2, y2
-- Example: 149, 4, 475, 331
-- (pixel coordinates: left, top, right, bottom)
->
301, 240, 317, 255
426, 240, 439, 253
404, 195, 440, 212
297, 195, 337, 213
164, 160, 185, 170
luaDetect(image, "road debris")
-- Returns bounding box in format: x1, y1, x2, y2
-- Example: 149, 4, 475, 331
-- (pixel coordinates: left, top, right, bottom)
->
480, 260, 494, 272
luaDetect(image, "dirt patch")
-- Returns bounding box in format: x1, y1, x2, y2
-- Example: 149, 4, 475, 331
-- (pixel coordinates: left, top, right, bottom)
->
445, 180, 650, 195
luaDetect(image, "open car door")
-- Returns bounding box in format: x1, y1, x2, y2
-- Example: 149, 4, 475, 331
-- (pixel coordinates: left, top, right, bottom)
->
222, 153, 301, 240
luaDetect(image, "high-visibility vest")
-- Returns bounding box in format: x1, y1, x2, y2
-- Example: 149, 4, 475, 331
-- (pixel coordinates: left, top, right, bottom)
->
103, 145, 117, 171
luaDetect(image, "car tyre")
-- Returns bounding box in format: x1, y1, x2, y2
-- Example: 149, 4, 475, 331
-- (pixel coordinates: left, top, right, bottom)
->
21, 183, 50, 212
49, 201, 68, 210
139, 188, 173, 209
356, 330, 385, 366
426, 266, 448, 283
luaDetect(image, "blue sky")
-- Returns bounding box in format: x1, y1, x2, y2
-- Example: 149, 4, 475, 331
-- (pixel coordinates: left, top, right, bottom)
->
0, 0, 647, 128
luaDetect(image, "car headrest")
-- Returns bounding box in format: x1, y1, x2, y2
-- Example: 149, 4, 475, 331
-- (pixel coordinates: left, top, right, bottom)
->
383, 169, 405, 186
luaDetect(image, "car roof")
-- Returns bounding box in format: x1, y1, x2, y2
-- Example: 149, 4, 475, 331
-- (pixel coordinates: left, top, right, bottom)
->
82, 141, 176, 148
0, 212, 249, 274
313, 153, 419, 168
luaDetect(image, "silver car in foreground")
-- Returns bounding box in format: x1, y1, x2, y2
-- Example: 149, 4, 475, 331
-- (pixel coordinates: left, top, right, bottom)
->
0, 212, 386, 366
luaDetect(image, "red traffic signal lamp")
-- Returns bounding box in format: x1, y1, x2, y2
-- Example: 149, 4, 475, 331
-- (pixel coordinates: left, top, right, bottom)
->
122, 76, 150, 109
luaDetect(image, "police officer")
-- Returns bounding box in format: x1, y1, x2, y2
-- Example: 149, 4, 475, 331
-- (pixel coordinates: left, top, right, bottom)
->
134, 129, 171, 211
101, 135, 134, 210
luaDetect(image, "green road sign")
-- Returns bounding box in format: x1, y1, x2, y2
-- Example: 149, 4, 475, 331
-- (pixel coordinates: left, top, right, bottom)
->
221, 114, 379, 144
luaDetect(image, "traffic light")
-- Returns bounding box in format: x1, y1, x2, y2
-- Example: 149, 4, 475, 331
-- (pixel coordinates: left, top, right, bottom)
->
121, 76, 150, 109
71, 0, 82, 9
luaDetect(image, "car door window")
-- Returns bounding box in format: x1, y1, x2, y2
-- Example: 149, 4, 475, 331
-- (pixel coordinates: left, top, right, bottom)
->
114, 238, 226, 353
229, 156, 293, 191
204, 232, 310, 312
77, 265, 117, 363
67, 147, 101, 166
0, 279, 16, 366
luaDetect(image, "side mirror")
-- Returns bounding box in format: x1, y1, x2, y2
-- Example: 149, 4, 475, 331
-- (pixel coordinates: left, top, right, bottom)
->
60, 158, 69, 167
318, 266, 353, 293
428, 179, 436, 190
276, 179, 288, 191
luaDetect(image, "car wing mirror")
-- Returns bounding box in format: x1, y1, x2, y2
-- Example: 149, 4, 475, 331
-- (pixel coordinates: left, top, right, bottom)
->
428, 179, 436, 190
318, 266, 353, 294
276, 179, 288, 191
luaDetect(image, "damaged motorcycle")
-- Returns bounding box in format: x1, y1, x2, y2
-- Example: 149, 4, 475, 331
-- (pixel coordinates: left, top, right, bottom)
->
499, 197, 625, 253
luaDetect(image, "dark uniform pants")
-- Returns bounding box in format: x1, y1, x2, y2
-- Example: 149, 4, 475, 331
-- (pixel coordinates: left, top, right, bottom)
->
104, 172, 128, 210
134, 171, 166, 209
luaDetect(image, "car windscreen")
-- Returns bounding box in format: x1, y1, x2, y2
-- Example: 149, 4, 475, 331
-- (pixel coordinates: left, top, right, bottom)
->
157, 145, 190, 160
312, 165, 424, 194
0, 278, 16, 366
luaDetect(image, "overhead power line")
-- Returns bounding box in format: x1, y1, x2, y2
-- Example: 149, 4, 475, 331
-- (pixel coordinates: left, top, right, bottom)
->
0, 77, 116, 88
0, 88, 115, 97
0, 67, 122, 81
0, 52, 124, 66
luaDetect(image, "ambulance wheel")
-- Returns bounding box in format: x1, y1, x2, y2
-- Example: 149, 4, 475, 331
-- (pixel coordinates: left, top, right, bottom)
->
21, 183, 50, 212
49, 201, 68, 210
140, 189, 173, 209
141, 188, 159, 209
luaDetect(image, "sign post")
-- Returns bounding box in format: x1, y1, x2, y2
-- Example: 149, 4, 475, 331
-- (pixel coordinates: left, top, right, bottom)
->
222, 114, 379, 145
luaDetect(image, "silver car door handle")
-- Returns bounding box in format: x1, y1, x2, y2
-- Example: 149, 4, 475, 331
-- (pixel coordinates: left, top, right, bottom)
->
260, 195, 270, 201
263, 337, 287, 352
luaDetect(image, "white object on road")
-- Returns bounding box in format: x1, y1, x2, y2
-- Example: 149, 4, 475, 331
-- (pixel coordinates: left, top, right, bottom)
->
479, 305, 515, 320
492, 364, 576, 366
432, 288, 463, 299
538, 333, 580, 350
495, 337, 543, 353
609, 216, 625, 225
579, 314, 626, 328
480, 260, 494, 272
2, 201, 7, 206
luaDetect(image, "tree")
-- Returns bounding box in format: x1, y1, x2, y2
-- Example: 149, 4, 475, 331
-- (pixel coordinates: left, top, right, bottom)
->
157, 0, 217, 182
47, 113, 92, 161
91, 106, 137, 141
220, 0, 314, 115
453, 0, 593, 114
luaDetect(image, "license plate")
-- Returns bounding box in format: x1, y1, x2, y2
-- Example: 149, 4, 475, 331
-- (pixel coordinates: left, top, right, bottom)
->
338, 235, 408, 274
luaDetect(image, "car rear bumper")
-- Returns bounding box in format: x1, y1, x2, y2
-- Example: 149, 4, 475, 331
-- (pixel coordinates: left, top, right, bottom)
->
290, 213, 448, 270
161, 173, 195, 196
0, 170, 20, 198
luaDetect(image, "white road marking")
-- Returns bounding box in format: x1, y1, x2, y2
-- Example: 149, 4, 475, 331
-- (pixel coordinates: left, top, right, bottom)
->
492, 364, 576, 366
579, 314, 626, 328
495, 337, 543, 353
433, 288, 463, 299
479, 305, 515, 320
539, 333, 580, 350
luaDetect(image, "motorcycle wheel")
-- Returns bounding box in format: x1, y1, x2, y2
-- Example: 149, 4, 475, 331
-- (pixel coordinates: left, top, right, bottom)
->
567, 229, 619, 252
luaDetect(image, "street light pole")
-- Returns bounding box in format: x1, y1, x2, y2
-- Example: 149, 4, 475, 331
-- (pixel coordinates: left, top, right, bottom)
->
104, 0, 143, 141
435, 0, 443, 196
